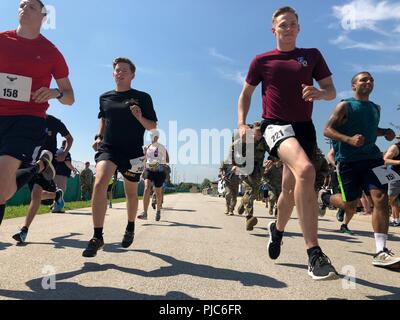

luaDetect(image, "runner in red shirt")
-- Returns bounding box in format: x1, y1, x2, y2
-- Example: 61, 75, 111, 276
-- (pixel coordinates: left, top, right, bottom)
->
0, 0, 74, 225
238, 6, 338, 280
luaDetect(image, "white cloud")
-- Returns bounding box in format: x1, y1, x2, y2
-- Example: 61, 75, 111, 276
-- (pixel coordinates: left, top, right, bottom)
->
331, 34, 400, 51
208, 48, 235, 64
333, 0, 400, 32
364, 64, 400, 72
216, 68, 246, 86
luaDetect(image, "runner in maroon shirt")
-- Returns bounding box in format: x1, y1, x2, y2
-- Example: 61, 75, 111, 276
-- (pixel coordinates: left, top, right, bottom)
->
0, 0, 74, 226
238, 6, 338, 280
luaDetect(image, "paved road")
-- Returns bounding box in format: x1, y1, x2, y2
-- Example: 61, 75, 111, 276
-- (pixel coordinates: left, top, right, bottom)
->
1, 193, 399, 300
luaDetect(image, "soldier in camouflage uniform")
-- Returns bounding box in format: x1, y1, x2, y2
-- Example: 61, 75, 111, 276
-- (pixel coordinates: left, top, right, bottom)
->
220, 159, 241, 216
313, 148, 329, 192
236, 124, 269, 231
80, 162, 94, 201
263, 158, 283, 216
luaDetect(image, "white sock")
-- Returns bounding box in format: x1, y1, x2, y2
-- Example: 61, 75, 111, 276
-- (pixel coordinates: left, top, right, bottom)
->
374, 233, 388, 253
394, 219, 400, 224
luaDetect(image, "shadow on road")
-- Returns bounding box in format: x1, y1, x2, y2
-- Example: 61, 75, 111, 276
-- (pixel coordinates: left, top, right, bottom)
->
0, 262, 197, 300
0, 242, 12, 251
162, 208, 197, 213
252, 231, 362, 244
117, 249, 287, 289
142, 221, 222, 230
277, 262, 400, 300
319, 228, 400, 241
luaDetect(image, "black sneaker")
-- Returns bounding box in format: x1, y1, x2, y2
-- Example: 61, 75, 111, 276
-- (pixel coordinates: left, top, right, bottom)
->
155, 211, 161, 222
308, 250, 339, 281
246, 216, 258, 231
267, 221, 283, 260
340, 224, 355, 235
151, 202, 156, 210
237, 205, 245, 216
122, 231, 135, 249
82, 238, 104, 258
336, 209, 345, 222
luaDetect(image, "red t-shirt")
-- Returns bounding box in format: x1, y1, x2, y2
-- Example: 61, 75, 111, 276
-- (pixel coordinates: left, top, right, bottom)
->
246, 48, 332, 123
0, 30, 69, 118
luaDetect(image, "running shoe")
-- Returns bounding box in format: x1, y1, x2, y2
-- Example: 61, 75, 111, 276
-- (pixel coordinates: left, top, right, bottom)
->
390, 221, 400, 227
308, 250, 339, 281
237, 205, 245, 216
12, 228, 28, 244
155, 211, 161, 222
54, 189, 65, 210
246, 216, 258, 231
122, 230, 135, 249
82, 238, 104, 258
340, 224, 355, 235
39, 150, 55, 181
336, 208, 345, 222
373, 248, 400, 269
137, 212, 148, 220
317, 189, 330, 217
267, 221, 283, 260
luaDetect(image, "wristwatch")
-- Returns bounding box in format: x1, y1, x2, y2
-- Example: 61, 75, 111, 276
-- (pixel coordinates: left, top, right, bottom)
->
55, 88, 64, 100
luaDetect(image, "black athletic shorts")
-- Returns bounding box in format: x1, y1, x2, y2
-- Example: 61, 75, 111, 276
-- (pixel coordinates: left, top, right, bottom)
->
261, 119, 317, 161
337, 158, 387, 203
28, 173, 57, 193
142, 168, 166, 188
0, 116, 46, 165
95, 143, 142, 183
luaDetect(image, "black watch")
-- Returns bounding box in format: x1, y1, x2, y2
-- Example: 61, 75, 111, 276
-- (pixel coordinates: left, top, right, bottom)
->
95, 134, 103, 141
55, 88, 64, 100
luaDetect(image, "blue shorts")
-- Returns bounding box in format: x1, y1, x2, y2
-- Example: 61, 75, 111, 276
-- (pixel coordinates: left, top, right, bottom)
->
337, 158, 387, 203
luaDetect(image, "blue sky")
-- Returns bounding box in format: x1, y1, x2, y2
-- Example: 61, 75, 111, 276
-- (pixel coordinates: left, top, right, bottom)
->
2, 0, 400, 183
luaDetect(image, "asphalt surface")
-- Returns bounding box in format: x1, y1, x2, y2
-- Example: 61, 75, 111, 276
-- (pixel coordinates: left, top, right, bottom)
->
1, 193, 399, 300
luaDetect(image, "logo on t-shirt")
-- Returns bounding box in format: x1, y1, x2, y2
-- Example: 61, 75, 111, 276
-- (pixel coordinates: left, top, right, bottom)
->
297, 57, 308, 67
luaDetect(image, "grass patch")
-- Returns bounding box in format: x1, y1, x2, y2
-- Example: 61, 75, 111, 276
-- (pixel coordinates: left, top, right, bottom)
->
5, 198, 132, 220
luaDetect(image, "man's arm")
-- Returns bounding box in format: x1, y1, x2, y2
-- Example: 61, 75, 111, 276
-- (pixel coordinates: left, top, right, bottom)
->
56, 134, 74, 162
93, 118, 105, 151
324, 101, 364, 147
64, 161, 77, 174
384, 145, 400, 166
302, 76, 336, 102
238, 82, 257, 138
326, 148, 335, 166
377, 128, 396, 141
130, 105, 157, 130
31, 77, 75, 105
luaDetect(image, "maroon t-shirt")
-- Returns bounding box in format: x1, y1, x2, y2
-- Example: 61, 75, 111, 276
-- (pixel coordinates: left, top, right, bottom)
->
246, 48, 332, 123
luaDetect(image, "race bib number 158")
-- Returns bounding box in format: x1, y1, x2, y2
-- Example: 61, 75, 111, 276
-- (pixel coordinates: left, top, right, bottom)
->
0, 73, 32, 102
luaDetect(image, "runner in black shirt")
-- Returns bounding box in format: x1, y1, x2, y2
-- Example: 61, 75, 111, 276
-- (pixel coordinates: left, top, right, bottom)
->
12, 114, 73, 244
83, 57, 157, 258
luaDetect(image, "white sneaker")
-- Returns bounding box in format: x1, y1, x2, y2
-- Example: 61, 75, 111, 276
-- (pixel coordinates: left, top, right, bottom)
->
137, 212, 148, 220
373, 248, 400, 269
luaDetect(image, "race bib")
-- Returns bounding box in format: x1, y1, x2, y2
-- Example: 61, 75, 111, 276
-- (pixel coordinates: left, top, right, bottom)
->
372, 165, 400, 185
129, 156, 146, 174
264, 124, 295, 150
0, 73, 32, 102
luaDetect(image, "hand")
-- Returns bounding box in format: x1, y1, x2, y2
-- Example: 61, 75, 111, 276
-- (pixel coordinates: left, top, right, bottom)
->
302, 84, 325, 102
55, 152, 67, 162
348, 134, 365, 147
92, 138, 102, 152
130, 105, 142, 120
32, 88, 59, 104
264, 160, 273, 172
239, 124, 251, 141
73, 168, 78, 175
385, 129, 396, 142
231, 166, 237, 173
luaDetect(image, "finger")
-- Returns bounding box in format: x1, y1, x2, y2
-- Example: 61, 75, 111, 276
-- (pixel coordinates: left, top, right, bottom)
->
32, 87, 47, 100
35, 92, 50, 103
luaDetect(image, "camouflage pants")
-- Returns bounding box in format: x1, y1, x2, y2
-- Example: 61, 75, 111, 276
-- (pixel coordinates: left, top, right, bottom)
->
81, 184, 92, 201
225, 179, 239, 213
268, 185, 281, 212
239, 172, 262, 217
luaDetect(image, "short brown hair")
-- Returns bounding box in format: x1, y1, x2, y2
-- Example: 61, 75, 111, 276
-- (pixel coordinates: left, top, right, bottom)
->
272, 6, 298, 25
112, 57, 136, 74
351, 71, 372, 85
